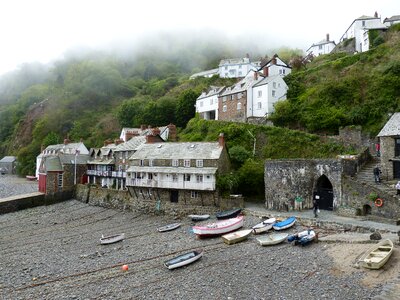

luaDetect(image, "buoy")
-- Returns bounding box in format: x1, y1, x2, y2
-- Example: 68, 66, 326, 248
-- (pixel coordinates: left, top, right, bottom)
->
375, 198, 383, 207
122, 264, 129, 271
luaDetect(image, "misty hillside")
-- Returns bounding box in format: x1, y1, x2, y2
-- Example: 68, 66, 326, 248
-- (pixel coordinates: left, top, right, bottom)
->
269, 24, 400, 135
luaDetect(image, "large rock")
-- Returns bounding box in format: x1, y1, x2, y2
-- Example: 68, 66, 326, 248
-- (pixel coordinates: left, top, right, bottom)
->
370, 231, 382, 240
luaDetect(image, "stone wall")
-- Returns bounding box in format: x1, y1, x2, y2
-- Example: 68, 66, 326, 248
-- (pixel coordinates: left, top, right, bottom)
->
264, 159, 342, 210
75, 184, 241, 218
380, 136, 395, 180
341, 176, 400, 219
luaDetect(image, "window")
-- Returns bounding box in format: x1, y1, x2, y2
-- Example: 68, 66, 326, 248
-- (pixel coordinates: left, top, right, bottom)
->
172, 159, 179, 167
172, 174, 178, 182
196, 160, 203, 167
58, 173, 63, 189
362, 20, 366, 26
272, 90, 276, 97
258, 91, 262, 97
148, 173, 153, 180
231, 94, 236, 100
139, 160, 144, 166
279, 69, 282, 74
149, 159, 154, 167
184, 174, 191, 181
237, 93, 242, 99
282, 69, 286, 74
273, 82, 276, 88
257, 102, 262, 109
184, 159, 191, 167
223, 105, 227, 112
319, 45, 323, 50
191, 191, 199, 198
222, 96, 227, 102
237, 102, 242, 110
196, 175, 203, 183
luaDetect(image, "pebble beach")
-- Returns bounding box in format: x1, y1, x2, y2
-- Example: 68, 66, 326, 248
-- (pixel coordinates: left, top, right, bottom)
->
0, 175, 399, 299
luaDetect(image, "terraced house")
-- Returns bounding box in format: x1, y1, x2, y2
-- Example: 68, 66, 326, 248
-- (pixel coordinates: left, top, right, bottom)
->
126, 134, 230, 205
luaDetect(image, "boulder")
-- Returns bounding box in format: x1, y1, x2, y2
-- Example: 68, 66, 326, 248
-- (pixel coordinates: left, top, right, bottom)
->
370, 231, 382, 240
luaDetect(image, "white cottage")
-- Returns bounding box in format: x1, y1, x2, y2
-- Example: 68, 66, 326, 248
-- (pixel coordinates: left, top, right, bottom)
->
196, 86, 225, 120
258, 54, 291, 77
306, 34, 336, 57
218, 56, 260, 78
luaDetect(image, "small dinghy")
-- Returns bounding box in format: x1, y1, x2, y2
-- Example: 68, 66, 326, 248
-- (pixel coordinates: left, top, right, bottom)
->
222, 229, 253, 245
100, 233, 125, 245
252, 218, 276, 234
188, 214, 210, 222
272, 216, 296, 231
358, 239, 394, 269
215, 208, 242, 220
164, 249, 203, 270
288, 229, 316, 246
158, 223, 181, 232
256, 233, 288, 246
192, 215, 244, 237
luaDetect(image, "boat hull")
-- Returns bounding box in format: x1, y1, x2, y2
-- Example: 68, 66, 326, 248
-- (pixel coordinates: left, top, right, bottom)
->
164, 250, 203, 270
359, 239, 394, 269
256, 233, 288, 246
222, 229, 252, 245
188, 214, 210, 222
215, 208, 242, 220
158, 223, 181, 232
273, 217, 296, 231
193, 216, 244, 237
100, 233, 125, 245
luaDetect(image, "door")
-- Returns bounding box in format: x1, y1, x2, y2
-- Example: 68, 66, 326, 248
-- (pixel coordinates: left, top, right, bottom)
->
314, 175, 334, 211
394, 161, 400, 179
170, 190, 179, 203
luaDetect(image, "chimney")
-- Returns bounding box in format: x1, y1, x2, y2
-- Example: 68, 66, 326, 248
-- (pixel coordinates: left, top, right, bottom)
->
246, 53, 250, 59
254, 71, 258, 80
326, 33, 330, 42
271, 55, 277, 65
263, 67, 269, 77
218, 133, 225, 147
167, 123, 177, 141
64, 138, 70, 145
374, 11, 378, 18
114, 139, 123, 145
103, 139, 112, 147
146, 134, 158, 144
152, 127, 161, 136
140, 124, 146, 131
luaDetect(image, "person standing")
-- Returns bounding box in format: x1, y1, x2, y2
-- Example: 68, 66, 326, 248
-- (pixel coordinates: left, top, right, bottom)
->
313, 198, 319, 218
373, 165, 381, 184
396, 181, 400, 195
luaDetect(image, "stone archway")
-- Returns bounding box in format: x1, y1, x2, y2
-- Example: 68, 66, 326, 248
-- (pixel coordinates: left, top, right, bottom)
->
314, 175, 333, 211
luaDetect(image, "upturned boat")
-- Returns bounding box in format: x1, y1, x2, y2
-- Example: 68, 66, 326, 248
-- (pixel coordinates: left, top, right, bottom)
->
288, 229, 316, 246
358, 239, 394, 269
256, 233, 288, 246
192, 215, 244, 237
252, 218, 276, 234
157, 223, 181, 232
164, 249, 203, 270
100, 233, 125, 245
188, 214, 210, 222
222, 229, 253, 245
215, 208, 242, 220
272, 217, 296, 231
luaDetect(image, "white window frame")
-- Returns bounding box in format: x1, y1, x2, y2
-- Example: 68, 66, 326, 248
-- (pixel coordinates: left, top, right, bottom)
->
258, 90, 262, 97
139, 159, 144, 166
184, 174, 191, 182
184, 159, 191, 167
257, 102, 262, 109
172, 174, 178, 182
223, 105, 227, 112
58, 173, 63, 189
196, 160, 203, 167
172, 159, 179, 167
149, 159, 154, 167
196, 175, 203, 183
237, 102, 242, 110
272, 90, 276, 97
191, 191, 199, 198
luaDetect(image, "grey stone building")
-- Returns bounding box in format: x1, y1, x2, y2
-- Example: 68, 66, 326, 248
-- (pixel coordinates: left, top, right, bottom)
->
377, 112, 400, 180
0, 156, 17, 174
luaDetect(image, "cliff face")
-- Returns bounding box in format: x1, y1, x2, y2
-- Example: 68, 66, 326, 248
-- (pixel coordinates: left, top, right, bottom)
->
8, 100, 48, 153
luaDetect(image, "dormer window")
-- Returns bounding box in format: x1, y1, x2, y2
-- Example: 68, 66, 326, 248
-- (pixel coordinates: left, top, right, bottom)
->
196, 160, 203, 167
184, 159, 191, 167
172, 159, 179, 167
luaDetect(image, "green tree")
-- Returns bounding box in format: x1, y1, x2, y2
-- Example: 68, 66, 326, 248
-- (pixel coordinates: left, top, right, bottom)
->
42, 132, 61, 147
175, 90, 199, 128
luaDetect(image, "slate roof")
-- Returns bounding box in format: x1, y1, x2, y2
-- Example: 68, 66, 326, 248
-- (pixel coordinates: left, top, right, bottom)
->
127, 166, 218, 174
0, 156, 16, 163
220, 72, 261, 96
190, 68, 219, 79
377, 113, 400, 137
129, 142, 223, 160
115, 136, 146, 152
384, 15, 400, 22
45, 142, 83, 154
197, 86, 225, 100
253, 75, 283, 87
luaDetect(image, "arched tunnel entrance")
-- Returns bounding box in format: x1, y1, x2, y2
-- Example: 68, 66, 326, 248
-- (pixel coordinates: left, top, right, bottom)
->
313, 175, 334, 211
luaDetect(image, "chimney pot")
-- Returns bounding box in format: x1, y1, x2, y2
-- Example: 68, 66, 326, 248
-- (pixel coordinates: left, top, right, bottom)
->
254, 71, 258, 80
263, 67, 269, 77
326, 33, 330, 41
218, 133, 225, 147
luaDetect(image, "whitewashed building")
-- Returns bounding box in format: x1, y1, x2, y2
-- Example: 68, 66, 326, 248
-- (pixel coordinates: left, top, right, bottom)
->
306, 34, 336, 57
218, 56, 260, 78
258, 54, 291, 77
383, 15, 400, 27
339, 13, 386, 52
195, 86, 225, 120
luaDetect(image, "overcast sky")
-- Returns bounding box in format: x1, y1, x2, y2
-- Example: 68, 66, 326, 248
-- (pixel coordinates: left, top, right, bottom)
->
0, 0, 398, 75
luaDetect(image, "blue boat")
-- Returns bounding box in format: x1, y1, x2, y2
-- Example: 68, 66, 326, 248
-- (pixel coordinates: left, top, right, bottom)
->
272, 216, 296, 231
288, 229, 316, 246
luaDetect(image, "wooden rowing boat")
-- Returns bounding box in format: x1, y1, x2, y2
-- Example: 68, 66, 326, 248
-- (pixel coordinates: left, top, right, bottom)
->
288, 229, 316, 246
252, 218, 276, 234
192, 215, 244, 237
215, 208, 242, 220
256, 233, 288, 246
157, 223, 181, 232
358, 239, 394, 269
188, 214, 210, 222
222, 229, 252, 245
272, 217, 296, 231
164, 249, 203, 270
100, 233, 125, 245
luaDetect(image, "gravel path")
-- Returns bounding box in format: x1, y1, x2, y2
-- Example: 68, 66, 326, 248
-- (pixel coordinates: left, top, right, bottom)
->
0, 175, 38, 198
0, 199, 386, 300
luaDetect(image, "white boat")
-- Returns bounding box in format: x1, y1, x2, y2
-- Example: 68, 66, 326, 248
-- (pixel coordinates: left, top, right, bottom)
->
192, 215, 244, 237
188, 214, 210, 222
272, 217, 296, 231
252, 218, 276, 234
358, 239, 394, 270
222, 229, 253, 245
164, 249, 203, 270
100, 233, 125, 245
158, 223, 181, 232
256, 233, 288, 246
288, 229, 316, 246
